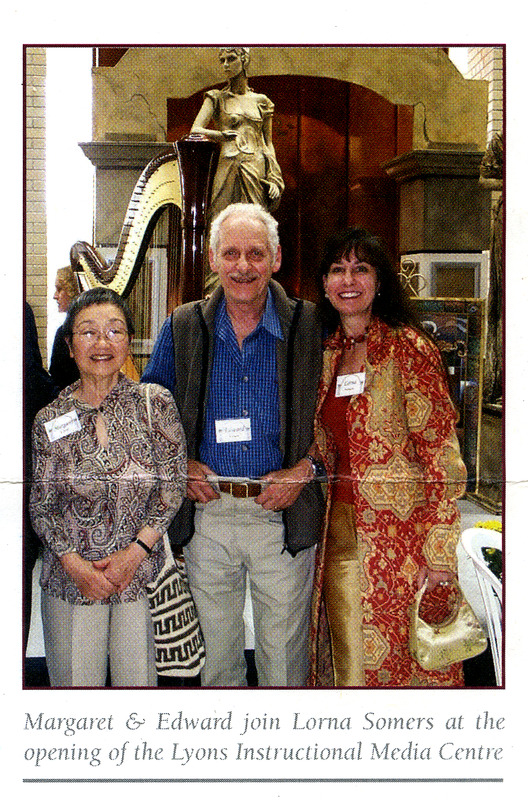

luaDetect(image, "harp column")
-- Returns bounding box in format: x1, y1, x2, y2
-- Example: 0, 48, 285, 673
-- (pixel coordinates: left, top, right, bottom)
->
175, 134, 219, 306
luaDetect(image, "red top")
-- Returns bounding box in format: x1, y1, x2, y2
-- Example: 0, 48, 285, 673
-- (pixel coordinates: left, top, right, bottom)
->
320, 371, 357, 504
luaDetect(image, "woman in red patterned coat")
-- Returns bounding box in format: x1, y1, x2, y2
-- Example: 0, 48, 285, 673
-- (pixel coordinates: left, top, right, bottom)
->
309, 228, 467, 687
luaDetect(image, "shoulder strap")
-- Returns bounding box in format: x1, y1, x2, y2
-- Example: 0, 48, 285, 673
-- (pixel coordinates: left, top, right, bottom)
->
145, 382, 152, 432
283, 299, 303, 465
194, 303, 210, 446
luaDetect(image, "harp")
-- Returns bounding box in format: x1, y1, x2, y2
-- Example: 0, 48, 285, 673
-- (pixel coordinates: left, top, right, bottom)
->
70, 135, 219, 309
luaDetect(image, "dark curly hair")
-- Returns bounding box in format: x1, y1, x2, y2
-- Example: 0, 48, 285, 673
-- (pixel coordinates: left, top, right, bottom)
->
63, 287, 135, 343
318, 227, 420, 334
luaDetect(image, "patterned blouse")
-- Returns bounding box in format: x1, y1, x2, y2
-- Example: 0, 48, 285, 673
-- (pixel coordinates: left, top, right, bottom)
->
30, 376, 187, 605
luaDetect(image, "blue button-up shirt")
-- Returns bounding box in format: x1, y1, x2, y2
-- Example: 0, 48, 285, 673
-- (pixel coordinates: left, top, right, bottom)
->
141, 318, 176, 392
200, 292, 283, 478
142, 290, 284, 478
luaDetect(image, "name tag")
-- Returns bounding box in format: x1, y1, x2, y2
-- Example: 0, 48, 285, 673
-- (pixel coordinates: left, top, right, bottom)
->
44, 410, 81, 442
335, 372, 366, 397
215, 417, 252, 443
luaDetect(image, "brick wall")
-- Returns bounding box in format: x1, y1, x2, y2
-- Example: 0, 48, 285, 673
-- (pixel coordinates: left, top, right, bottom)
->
25, 47, 48, 360
467, 47, 504, 140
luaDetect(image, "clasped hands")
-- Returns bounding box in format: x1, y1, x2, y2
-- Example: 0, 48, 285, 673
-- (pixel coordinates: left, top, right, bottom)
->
186, 458, 313, 512
60, 532, 156, 602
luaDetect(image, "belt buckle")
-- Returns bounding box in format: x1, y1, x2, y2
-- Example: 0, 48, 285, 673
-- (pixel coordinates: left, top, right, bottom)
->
240, 481, 250, 498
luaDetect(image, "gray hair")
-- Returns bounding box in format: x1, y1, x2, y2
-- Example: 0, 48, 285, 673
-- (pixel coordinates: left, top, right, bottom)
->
209, 203, 280, 260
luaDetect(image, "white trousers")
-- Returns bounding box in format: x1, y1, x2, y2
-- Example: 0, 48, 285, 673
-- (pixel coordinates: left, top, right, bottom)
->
184, 493, 315, 687
41, 591, 157, 687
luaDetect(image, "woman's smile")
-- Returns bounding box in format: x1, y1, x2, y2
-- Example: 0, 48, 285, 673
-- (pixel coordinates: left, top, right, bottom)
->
323, 253, 378, 322
68, 303, 130, 392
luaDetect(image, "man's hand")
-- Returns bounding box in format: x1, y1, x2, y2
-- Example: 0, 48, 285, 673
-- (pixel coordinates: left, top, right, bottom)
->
187, 459, 220, 503
256, 459, 313, 512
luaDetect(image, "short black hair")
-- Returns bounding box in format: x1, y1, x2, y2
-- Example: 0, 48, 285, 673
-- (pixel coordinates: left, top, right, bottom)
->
318, 227, 419, 332
62, 287, 135, 342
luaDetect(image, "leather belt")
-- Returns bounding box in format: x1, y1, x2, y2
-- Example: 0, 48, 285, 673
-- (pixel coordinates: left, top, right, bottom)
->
217, 480, 262, 499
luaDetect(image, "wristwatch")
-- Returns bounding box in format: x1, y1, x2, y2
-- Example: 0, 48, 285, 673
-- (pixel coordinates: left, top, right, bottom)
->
305, 454, 326, 479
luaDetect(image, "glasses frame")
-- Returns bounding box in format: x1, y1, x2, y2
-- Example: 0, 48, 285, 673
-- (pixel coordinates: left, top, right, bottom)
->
72, 326, 130, 344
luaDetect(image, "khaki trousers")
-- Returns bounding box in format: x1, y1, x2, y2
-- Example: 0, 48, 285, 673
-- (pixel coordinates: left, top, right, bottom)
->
41, 591, 157, 687
184, 493, 315, 687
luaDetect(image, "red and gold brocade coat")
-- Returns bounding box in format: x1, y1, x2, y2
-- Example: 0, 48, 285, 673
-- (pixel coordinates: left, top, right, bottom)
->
309, 317, 467, 687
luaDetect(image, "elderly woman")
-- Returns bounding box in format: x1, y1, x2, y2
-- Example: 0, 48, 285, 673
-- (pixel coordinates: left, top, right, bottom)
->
50, 265, 81, 389
30, 287, 187, 687
310, 228, 467, 688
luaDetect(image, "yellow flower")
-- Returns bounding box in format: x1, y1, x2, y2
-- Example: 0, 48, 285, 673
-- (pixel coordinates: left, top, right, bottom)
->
476, 520, 502, 531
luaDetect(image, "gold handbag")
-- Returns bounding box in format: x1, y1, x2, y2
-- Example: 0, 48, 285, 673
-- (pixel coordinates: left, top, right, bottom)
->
409, 579, 488, 670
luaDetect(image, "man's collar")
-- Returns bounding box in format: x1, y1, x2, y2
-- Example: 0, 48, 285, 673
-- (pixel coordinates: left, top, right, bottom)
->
215, 288, 283, 341
261, 289, 283, 339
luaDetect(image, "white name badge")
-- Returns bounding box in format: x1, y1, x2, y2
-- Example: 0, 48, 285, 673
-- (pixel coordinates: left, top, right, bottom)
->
44, 410, 82, 442
335, 372, 366, 397
215, 417, 252, 443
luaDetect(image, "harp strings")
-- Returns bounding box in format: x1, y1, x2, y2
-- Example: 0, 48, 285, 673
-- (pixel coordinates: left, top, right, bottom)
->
126, 208, 169, 377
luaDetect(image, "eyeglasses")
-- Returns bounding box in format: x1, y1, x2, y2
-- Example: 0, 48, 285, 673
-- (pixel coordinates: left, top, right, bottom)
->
72, 327, 129, 343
